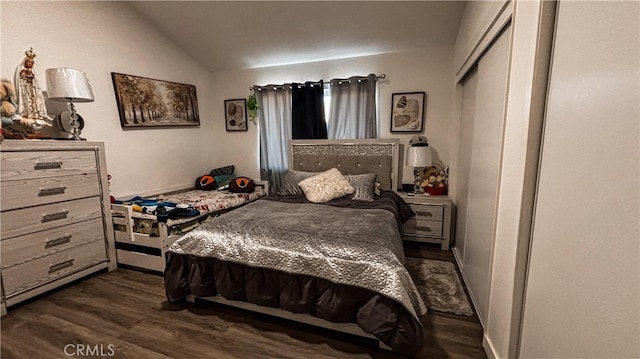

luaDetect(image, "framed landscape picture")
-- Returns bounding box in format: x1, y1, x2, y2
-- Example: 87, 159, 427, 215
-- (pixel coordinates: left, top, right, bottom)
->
111, 72, 200, 128
390, 92, 426, 133
224, 99, 248, 132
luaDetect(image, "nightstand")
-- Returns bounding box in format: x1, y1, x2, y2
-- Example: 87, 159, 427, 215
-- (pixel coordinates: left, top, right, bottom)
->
397, 192, 454, 250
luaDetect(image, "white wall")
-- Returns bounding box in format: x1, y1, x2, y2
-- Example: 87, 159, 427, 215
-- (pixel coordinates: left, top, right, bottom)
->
1, 1, 215, 198
208, 47, 456, 187
1, 1, 456, 196
520, 1, 640, 357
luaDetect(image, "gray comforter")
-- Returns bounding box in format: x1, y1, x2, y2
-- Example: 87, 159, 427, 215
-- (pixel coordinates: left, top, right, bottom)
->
167, 198, 427, 320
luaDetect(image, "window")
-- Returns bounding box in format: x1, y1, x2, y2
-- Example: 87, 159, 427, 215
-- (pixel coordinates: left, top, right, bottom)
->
323, 83, 331, 124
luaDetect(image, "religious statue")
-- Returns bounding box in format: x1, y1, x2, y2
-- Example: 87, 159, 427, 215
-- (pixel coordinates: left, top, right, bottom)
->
13, 48, 51, 132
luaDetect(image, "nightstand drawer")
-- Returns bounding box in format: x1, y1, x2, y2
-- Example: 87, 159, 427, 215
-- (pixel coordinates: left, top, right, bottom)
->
1, 173, 100, 211
2, 240, 107, 298
1, 150, 97, 181
1, 218, 105, 268
1, 197, 103, 239
409, 204, 444, 221
404, 218, 443, 237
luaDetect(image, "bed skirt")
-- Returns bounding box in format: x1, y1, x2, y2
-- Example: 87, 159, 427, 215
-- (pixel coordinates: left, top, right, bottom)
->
164, 253, 425, 356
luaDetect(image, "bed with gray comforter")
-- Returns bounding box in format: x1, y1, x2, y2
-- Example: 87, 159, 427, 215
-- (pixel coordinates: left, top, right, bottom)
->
164, 191, 426, 355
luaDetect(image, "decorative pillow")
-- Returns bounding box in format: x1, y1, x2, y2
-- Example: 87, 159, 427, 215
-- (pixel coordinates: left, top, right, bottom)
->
279, 170, 317, 196
210, 165, 234, 177
298, 168, 355, 203
214, 174, 235, 187
345, 173, 377, 201
229, 176, 255, 193
195, 175, 217, 190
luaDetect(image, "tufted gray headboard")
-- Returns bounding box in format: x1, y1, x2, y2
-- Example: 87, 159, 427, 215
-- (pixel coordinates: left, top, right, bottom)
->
289, 139, 400, 191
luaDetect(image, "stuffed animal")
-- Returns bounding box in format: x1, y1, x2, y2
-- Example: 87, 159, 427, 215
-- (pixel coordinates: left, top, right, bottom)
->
1, 79, 28, 139
229, 177, 255, 193
195, 175, 217, 190
1, 79, 17, 118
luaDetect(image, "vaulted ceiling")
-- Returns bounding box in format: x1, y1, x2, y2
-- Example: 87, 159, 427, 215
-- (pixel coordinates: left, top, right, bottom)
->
126, 1, 466, 73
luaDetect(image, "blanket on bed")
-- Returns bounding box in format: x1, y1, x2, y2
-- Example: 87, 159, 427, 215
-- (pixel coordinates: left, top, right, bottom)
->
167, 194, 427, 320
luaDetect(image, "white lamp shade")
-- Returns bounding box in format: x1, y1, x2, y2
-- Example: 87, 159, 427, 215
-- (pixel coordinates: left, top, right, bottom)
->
46, 68, 94, 102
406, 146, 432, 167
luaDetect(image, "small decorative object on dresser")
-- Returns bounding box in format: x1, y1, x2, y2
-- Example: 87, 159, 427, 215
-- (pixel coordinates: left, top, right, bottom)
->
46, 68, 95, 140
397, 191, 454, 250
0, 140, 117, 315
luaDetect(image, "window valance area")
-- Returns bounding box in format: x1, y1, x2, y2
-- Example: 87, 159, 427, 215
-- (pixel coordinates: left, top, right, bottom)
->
250, 74, 385, 92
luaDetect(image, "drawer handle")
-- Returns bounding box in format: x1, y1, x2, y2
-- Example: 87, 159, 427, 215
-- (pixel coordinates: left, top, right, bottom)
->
48, 259, 74, 274
416, 226, 432, 232
38, 187, 67, 197
416, 211, 434, 217
42, 210, 69, 223
34, 161, 63, 170
45, 235, 72, 249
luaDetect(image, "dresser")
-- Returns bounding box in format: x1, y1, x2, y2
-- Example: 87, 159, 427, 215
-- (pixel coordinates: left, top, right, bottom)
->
0, 140, 116, 314
397, 192, 454, 250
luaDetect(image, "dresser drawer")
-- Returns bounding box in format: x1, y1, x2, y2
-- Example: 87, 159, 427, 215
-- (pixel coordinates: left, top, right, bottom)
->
1, 197, 103, 239
3, 240, 107, 298
409, 204, 444, 221
1, 218, 105, 268
404, 218, 443, 237
1, 173, 100, 211
1, 150, 97, 181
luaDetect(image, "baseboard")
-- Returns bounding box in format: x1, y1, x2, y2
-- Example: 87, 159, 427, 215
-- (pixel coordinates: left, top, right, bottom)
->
483, 335, 498, 359
451, 247, 486, 328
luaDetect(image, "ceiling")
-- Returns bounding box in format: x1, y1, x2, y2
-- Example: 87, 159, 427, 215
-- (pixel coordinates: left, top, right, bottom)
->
126, 1, 466, 73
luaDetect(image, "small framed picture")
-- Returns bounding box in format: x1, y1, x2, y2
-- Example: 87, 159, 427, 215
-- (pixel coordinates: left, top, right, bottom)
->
224, 99, 248, 132
390, 92, 426, 133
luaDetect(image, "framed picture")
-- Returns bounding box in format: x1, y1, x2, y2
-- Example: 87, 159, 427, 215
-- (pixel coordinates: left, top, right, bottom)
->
390, 92, 426, 133
111, 73, 199, 128
224, 99, 248, 132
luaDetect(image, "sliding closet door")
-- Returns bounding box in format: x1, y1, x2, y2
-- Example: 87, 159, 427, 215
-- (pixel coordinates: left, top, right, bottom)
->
454, 66, 478, 263
456, 24, 512, 323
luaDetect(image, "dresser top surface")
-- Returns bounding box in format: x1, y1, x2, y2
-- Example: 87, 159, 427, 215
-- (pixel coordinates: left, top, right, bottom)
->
1, 140, 104, 152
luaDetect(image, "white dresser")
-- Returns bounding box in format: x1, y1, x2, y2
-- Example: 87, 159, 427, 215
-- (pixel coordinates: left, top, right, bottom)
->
0, 140, 116, 314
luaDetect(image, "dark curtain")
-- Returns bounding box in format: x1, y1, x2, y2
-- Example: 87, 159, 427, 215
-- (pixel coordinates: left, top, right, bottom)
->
291, 81, 327, 139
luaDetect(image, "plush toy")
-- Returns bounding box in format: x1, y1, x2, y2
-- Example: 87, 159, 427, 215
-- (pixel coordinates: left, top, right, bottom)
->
1, 79, 17, 118
1, 78, 34, 139
229, 177, 255, 193
195, 175, 217, 190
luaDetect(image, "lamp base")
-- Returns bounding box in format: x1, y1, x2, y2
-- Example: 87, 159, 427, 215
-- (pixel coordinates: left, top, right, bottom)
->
413, 167, 424, 194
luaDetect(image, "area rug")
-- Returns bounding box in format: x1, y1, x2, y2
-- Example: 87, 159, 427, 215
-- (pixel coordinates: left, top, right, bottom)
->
405, 257, 474, 316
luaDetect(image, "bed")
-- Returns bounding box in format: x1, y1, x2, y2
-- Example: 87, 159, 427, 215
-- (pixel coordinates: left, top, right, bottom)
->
112, 185, 267, 272
163, 139, 428, 355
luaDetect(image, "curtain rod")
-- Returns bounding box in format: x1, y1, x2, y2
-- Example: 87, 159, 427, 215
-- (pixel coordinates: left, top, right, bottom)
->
250, 74, 386, 91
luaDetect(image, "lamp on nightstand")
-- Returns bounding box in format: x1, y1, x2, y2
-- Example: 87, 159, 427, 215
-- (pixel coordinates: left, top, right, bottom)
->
406, 135, 432, 193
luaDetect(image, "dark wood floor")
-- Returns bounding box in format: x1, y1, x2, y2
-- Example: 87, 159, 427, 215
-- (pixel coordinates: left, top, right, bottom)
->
1, 243, 486, 358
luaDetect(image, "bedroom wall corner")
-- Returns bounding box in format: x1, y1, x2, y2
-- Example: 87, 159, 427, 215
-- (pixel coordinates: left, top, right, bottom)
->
1, 1, 216, 198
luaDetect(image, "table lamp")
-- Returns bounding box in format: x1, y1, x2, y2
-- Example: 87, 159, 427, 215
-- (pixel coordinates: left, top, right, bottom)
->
406, 135, 432, 193
46, 68, 94, 140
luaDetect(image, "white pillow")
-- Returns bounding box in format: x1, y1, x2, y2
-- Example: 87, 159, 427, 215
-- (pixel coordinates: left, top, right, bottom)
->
298, 168, 355, 203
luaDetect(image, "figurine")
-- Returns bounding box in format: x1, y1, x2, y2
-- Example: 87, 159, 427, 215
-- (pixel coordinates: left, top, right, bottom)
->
13, 48, 51, 132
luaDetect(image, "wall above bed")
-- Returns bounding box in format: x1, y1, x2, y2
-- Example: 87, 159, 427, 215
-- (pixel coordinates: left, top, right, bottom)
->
210, 47, 457, 190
